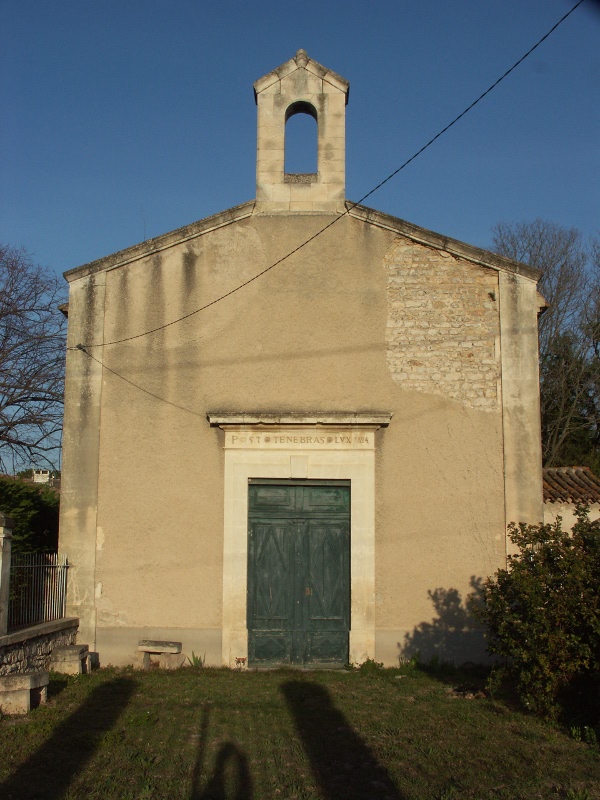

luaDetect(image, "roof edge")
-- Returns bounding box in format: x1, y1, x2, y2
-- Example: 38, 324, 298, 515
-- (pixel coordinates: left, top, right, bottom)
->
253, 49, 349, 100
346, 202, 542, 282
63, 200, 256, 282
64, 197, 542, 285
543, 466, 600, 504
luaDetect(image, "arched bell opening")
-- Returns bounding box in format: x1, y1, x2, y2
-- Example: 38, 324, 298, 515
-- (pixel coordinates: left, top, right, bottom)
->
284, 101, 318, 179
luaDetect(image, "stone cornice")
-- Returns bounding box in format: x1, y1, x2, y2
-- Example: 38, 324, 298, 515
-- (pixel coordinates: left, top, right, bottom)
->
0, 617, 79, 648
63, 201, 256, 283
207, 413, 392, 427
346, 202, 542, 282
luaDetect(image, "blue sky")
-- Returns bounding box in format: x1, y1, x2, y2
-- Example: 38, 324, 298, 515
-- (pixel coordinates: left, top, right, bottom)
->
1, 0, 599, 277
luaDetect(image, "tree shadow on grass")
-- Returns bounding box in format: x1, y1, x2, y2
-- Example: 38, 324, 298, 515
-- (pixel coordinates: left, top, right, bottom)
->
47, 673, 70, 700
0, 676, 137, 800
400, 576, 488, 668
190, 703, 253, 800
281, 681, 405, 800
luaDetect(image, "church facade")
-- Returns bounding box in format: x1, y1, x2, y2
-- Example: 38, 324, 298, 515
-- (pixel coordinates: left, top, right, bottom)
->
59, 51, 544, 668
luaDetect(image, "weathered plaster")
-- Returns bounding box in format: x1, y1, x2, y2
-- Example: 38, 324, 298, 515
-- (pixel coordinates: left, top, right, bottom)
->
499, 271, 544, 542
59, 273, 106, 650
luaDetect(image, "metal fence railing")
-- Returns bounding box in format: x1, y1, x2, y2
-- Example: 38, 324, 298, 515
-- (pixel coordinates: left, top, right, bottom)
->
8, 552, 68, 631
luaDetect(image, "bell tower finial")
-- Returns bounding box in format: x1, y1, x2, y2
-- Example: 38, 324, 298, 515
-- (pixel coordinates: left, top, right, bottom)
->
253, 51, 349, 213
295, 48, 309, 66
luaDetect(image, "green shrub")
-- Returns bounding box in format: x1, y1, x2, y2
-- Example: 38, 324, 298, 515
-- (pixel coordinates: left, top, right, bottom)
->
0, 476, 59, 552
472, 508, 600, 720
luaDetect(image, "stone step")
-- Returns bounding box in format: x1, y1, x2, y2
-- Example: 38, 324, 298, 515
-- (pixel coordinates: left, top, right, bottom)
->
0, 671, 49, 714
49, 644, 90, 675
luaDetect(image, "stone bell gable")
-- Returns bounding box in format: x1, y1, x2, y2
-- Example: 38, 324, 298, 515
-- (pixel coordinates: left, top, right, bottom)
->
254, 49, 349, 213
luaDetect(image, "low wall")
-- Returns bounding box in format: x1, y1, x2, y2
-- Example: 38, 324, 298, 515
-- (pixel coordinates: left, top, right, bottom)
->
0, 618, 79, 676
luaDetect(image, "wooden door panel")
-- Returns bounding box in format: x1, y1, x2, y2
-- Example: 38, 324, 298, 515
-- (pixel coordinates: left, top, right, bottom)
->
248, 484, 350, 667
306, 631, 349, 664
249, 485, 296, 513
248, 521, 294, 628
301, 486, 350, 514
306, 521, 348, 627
249, 631, 292, 664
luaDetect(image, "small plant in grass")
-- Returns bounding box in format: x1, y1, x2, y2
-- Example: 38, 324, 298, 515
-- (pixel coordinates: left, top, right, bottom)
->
356, 657, 384, 674
485, 664, 504, 700
425, 653, 456, 676
471, 507, 600, 721
571, 723, 600, 748
187, 651, 205, 668
583, 726, 598, 746
570, 726, 582, 742
400, 652, 420, 668
438, 786, 458, 800
565, 790, 592, 800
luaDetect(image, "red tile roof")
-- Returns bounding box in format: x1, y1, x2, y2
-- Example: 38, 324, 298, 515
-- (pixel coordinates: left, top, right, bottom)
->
543, 467, 600, 504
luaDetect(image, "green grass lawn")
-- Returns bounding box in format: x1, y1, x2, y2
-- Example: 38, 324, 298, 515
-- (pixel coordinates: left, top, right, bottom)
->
0, 663, 598, 800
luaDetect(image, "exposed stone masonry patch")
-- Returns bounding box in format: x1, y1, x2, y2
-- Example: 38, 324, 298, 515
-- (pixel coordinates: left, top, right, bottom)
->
385, 239, 501, 411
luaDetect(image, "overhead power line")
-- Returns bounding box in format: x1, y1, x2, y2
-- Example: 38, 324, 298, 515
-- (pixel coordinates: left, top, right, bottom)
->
73, 0, 586, 351
75, 345, 204, 418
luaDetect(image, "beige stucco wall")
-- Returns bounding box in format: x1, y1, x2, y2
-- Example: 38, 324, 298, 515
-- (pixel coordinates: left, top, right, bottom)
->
60, 210, 540, 667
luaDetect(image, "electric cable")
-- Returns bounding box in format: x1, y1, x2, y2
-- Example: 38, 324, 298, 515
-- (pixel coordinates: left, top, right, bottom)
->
75, 344, 204, 417
71, 0, 586, 352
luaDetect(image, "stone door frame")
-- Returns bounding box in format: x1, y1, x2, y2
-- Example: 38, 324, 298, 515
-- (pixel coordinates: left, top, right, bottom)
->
208, 414, 391, 667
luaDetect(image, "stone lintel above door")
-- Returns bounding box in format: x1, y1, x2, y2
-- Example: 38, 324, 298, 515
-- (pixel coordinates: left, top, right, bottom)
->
208, 414, 392, 454
208, 412, 392, 430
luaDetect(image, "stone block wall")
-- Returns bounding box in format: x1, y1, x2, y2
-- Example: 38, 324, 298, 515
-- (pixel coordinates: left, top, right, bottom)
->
385, 239, 501, 411
0, 618, 79, 676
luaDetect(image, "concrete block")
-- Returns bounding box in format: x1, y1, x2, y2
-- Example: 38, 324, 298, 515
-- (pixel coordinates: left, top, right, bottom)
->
159, 652, 186, 670
50, 644, 90, 675
138, 640, 182, 654
133, 651, 150, 670
0, 671, 49, 714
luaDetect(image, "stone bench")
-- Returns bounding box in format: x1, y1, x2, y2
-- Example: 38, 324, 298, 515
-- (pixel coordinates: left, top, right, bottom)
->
134, 640, 185, 670
0, 671, 49, 714
49, 644, 90, 675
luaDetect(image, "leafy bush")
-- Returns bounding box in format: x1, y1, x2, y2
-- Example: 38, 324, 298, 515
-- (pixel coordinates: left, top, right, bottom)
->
0, 476, 59, 552
472, 508, 600, 720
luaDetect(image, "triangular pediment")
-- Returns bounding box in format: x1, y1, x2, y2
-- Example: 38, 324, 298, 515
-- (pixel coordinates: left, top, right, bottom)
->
63, 198, 541, 286
253, 49, 349, 102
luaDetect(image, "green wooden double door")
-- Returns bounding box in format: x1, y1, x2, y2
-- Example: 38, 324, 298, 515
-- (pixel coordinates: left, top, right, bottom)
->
247, 481, 350, 667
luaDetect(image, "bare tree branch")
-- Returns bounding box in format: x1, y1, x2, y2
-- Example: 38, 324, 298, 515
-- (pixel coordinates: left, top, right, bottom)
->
492, 221, 600, 468
0, 245, 66, 471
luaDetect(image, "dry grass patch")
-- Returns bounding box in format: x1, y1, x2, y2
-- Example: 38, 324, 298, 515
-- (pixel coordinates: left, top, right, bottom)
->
0, 664, 598, 799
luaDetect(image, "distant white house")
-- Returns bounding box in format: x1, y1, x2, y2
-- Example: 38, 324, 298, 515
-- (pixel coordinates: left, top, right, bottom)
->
543, 467, 600, 529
